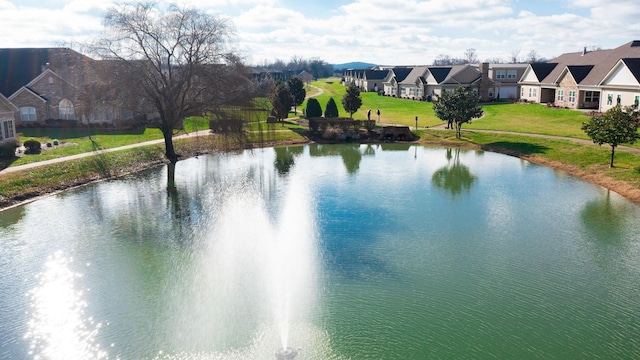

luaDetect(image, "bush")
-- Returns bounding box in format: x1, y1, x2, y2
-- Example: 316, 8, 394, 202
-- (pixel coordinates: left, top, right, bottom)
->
23, 139, 41, 154
0, 143, 17, 159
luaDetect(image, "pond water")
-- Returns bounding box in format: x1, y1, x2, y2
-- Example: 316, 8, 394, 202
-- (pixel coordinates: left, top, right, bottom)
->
1, 144, 640, 359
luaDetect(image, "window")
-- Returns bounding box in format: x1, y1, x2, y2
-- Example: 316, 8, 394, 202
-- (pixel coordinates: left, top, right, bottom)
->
392, 87, 396, 95
507, 70, 517, 79
521, 87, 524, 97
635, 95, 639, 108
607, 93, 613, 105
409, 88, 415, 95
584, 91, 599, 102
529, 88, 533, 97
400, 86, 405, 95
20, 107, 36, 121
416, 88, 422, 97
496, 70, 506, 79
617, 94, 622, 104
2, 120, 15, 139
59, 99, 75, 120
529, 87, 537, 98
568, 90, 576, 102
488, 89, 494, 98
557, 90, 565, 101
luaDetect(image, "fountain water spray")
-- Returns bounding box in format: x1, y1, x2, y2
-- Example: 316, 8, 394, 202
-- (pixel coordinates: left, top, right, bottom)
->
275, 347, 299, 359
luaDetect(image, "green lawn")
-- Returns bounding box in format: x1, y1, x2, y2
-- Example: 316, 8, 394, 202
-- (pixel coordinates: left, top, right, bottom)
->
466, 102, 592, 138
307, 79, 636, 144
12, 127, 164, 166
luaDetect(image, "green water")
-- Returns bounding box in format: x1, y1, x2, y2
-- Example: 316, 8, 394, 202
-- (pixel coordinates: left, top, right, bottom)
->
1, 144, 639, 359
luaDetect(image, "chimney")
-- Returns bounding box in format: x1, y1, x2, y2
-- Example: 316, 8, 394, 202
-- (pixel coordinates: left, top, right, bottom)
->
582, 47, 587, 56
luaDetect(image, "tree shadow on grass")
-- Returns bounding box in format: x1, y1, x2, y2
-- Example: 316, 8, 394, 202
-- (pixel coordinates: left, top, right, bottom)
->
481, 141, 550, 155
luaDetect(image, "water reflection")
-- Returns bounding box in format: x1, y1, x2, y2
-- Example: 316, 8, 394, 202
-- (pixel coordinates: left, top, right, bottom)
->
274, 146, 303, 175
581, 190, 626, 245
25, 251, 107, 360
432, 148, 478, 197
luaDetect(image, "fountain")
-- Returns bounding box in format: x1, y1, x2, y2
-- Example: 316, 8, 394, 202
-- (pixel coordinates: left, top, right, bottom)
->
275, 347, 299, 359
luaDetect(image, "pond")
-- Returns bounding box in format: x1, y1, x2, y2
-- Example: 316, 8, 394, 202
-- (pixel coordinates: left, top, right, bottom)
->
1, 144, 639, 359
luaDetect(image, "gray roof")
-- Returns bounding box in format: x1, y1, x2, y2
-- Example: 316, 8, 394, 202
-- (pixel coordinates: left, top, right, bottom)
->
541, 40, 640, 85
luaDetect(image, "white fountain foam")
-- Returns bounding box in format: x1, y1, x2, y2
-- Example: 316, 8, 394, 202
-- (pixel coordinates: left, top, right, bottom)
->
162, 158, 320, 357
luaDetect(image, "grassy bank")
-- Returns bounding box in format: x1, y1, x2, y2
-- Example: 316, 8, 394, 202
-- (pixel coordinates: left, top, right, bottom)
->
417, 129, 640, 203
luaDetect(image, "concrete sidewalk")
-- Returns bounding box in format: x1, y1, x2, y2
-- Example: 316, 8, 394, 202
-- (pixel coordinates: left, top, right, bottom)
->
0, 129, 212, 175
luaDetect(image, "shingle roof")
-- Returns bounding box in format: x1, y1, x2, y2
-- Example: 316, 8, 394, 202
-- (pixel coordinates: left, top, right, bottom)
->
541, 40, 640, 85
364, 69, 389, 81
392, 67, 413, 82
529, 63, 557, 82
566, 65, 594, 84
428, 67, 452, 83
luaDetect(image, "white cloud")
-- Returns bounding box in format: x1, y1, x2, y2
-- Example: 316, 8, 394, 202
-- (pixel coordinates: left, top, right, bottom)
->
1, 0, 639, 65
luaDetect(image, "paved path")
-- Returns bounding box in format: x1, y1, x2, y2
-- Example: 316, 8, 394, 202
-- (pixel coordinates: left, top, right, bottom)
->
0, 129, 212, 175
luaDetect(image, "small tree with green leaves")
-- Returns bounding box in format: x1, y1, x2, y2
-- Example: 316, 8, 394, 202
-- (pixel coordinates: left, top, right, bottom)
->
305, 98, 323, 118
342, 83, 362, 119
325, 97, 339, 118
433, 87, 483, 139
582, 105, 640, 167
270, 82, 293, 122
287, 76, 306, 115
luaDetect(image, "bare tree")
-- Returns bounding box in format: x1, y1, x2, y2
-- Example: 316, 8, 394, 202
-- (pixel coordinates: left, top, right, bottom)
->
464, 48, 478, 64
510, 49, 521, 63
90, 2, 252, 164
526, 49, 540, 63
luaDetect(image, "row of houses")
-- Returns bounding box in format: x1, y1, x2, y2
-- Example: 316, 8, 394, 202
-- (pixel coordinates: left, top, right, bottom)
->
344, 40, 640, 114
343, 63, 527, 102
3, 40, 640, 147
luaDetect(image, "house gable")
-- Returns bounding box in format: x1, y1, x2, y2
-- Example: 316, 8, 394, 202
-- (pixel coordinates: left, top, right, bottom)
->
565, 65, 594, 84
0, 93, 18, 115
427, 67, 452, 84
600, 58, 640, 87
520, 66, 540, 83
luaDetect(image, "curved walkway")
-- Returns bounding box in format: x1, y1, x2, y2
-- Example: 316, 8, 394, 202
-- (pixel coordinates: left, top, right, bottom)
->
0, 129, 212, 175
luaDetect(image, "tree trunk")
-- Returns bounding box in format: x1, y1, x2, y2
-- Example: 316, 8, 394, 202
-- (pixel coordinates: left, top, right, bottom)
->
162, 125, 178, 164
610, 145, 616, 168
455, 122, 461, 139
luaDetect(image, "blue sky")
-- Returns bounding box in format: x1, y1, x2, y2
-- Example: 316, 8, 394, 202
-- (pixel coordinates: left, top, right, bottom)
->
1, 0, 639, 65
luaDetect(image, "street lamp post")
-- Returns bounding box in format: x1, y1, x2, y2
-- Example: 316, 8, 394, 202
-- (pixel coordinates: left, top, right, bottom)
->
415, 116, 418, 130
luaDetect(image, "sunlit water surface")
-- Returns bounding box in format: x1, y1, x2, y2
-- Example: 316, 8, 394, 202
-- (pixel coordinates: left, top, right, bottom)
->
1, 144, 639, 359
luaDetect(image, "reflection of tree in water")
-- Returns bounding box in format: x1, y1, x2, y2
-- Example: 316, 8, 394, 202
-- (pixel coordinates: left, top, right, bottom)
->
581, 191, 625, 245
340, 145, 362, 174
308, 144, 368, 175
274, 146, 303, 176
432, 148, 477, 197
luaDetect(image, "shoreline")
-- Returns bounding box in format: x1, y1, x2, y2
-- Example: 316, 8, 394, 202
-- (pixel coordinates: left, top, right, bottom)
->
1, 135, 640, 212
